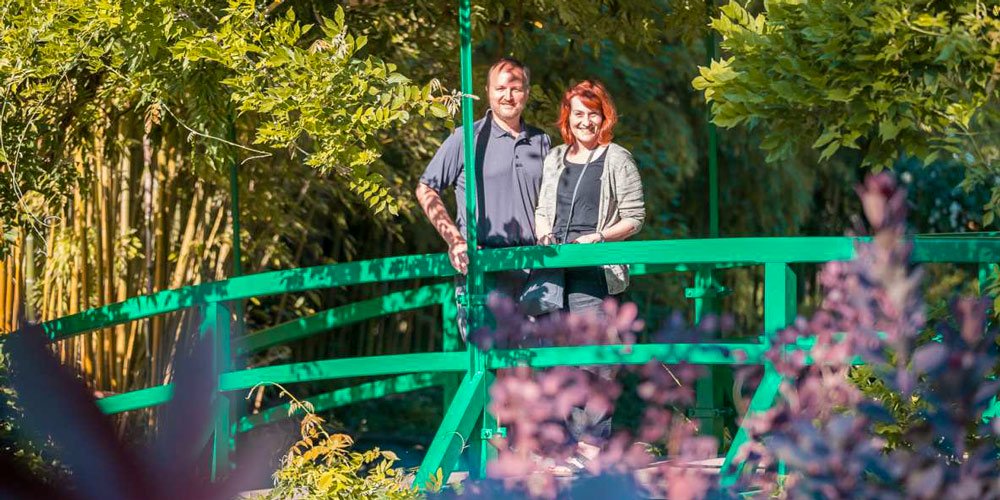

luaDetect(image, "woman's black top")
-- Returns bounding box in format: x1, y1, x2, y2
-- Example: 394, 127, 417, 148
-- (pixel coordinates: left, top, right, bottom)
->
551, 149, 606, 243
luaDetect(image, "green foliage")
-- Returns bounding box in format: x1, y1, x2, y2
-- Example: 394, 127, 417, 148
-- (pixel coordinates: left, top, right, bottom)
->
0, 0, 437, 237
175, 2, 440, 215
694, 1, 1000, 220
260, 383, 420, 499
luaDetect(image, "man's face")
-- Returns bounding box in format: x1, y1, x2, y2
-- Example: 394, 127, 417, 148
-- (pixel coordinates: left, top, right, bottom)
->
487, 65, 528, 123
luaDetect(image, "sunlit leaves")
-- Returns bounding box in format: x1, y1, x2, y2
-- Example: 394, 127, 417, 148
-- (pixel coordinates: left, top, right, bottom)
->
693, 0, 1000, 221
173, 3, 436, 216
262, 382, 418, 499
0, 0, 438, 231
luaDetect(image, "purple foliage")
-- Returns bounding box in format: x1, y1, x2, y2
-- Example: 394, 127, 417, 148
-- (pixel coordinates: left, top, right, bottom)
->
736, 174, 1000, 498
460, 173, 1000, 499
464, 298, 721, 499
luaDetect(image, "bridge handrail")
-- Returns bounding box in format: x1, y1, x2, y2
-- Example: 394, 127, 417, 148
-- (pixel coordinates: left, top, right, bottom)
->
40, 235, 1000, 341
33, 233, 1000, 486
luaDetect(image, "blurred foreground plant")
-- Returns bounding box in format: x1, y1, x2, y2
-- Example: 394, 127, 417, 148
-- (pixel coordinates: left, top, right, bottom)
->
0, 319, 273, 499
734, 174, 1000, 498
460, 301, 723, 499
454, 172, 1000, 499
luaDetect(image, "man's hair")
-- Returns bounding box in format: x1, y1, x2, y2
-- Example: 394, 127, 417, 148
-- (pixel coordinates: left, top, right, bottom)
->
487, 56, 530, 88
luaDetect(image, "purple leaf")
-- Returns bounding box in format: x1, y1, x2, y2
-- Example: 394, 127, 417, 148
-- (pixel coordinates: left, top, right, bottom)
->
912, 343, 948, 374
6, 323, 147, 499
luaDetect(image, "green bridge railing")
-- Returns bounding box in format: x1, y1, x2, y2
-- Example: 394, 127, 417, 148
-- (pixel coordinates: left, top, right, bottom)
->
36, 235, 1000, 486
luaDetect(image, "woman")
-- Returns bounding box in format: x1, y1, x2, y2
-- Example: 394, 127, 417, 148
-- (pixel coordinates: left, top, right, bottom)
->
534, 80, 645, 315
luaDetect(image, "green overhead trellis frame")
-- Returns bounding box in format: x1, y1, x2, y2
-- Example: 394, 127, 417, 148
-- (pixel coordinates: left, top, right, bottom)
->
24, 0, 1000, 491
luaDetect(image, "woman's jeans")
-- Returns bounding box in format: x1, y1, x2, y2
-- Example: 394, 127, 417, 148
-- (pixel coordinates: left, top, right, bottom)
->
564, 266, 608, 314
564, 266, 614, 445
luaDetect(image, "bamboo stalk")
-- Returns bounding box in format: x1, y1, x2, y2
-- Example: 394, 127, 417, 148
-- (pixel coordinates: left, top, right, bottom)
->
0, 259, 8, 333
99, 126, 118, 390
142, 124, 156, 388
83, 176, 103, 390
170, 183, 202, 290
202, 204, 226, 267
93, 134, 109, 389
118, 132, 134, 389
12, 234, 23, 331
41, 222, 55, 320
151, 143, 177, 384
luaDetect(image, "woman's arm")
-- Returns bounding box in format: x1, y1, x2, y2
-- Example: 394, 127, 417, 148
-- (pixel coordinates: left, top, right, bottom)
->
573, 220, 637, 243
614, 150, 645, 233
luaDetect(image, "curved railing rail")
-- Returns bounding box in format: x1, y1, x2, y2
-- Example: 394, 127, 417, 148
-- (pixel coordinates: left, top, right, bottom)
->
34, 235, 1000, 485
45, 236, 1000, 341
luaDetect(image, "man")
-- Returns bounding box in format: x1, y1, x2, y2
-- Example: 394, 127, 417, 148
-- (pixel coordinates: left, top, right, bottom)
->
416, 57, 551, 326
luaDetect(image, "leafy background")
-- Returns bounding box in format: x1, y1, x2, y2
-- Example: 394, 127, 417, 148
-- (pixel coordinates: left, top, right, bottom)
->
1, 0, 997, 479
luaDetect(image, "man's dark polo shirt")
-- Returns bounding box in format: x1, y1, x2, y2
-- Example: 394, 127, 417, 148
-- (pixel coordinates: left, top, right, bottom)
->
420, 111, 551, 248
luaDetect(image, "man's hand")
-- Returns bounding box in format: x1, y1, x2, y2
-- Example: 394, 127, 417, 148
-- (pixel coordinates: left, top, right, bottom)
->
573, 232, 604, 244
417, 182, 469, 273
448, 239, 469, 274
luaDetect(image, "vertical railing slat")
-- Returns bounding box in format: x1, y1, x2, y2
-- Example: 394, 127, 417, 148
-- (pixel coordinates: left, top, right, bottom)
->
199, 301, 233, 480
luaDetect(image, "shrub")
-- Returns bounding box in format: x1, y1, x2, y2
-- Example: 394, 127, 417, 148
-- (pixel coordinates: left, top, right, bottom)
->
260, 383, 419, 499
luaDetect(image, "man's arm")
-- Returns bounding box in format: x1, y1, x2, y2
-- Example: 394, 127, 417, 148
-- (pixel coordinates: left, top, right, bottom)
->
416, 182, 468, 274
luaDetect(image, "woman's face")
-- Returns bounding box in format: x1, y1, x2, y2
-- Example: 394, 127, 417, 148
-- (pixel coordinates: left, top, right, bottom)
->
568, 96, 603, 147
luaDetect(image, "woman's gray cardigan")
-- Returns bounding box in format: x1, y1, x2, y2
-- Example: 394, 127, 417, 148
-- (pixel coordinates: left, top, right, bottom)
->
534, 142, 645, 295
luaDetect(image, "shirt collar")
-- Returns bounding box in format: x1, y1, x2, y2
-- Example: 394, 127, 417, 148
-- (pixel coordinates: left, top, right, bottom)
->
485, 109, 528, 140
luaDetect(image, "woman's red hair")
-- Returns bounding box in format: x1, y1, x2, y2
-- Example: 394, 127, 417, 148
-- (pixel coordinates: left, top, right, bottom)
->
556, 80, 617, 146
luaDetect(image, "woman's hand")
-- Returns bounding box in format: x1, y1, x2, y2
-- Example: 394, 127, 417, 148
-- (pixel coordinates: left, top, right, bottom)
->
573, 232, 605, 244
538, 233, 559, 246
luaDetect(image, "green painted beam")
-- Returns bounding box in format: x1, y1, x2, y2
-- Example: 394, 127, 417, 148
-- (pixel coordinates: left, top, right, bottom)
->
42, 253, 455, 340
486, 342, 767, 369
236, 373, 445, 433
96, 384, 174, 414
720, 365, 783, 485
88, 338, 863, 414
39, 236, 1000, 341
415, 371, 488, 489
235, 284, 450, 355
910, 238, 1000, 263
217, 352, 466, 391
478, 237, 1000, 273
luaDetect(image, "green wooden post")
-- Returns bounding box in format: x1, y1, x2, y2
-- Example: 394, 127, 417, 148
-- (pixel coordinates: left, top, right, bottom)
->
720, 262, 795, 485
442, 286, 461, 422
691, 267, 728, 448
453, 0, 499, 478
978, 263, 1000, 421
705, 0, 719, 240
693, 0, 727, 448
417, 0, 493, 484
200, 301, 233, 481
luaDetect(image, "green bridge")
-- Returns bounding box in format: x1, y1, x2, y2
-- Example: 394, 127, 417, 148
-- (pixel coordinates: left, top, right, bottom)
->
37, 235, 1000, 487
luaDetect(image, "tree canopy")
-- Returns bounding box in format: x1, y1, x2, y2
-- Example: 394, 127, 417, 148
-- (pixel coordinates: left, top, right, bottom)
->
694, 0, 1000, 221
